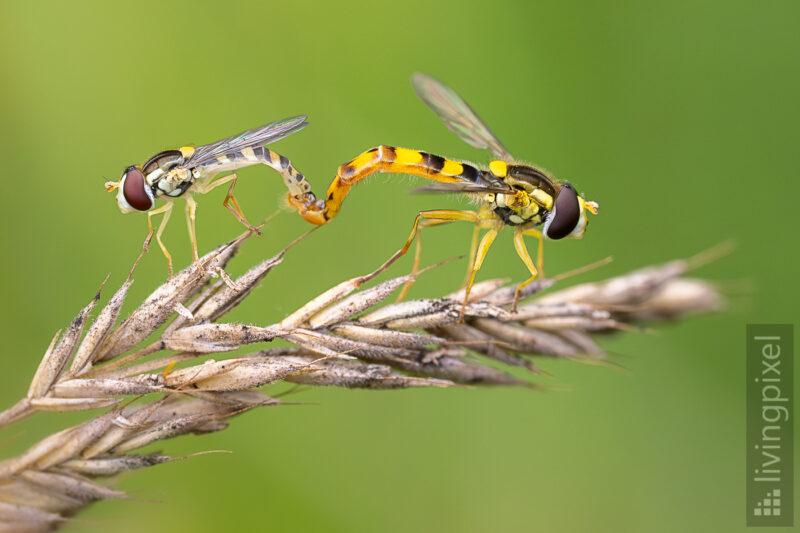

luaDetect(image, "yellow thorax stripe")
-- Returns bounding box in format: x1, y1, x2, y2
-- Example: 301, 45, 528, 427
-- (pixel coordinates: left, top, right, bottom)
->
489, 160, 507, 177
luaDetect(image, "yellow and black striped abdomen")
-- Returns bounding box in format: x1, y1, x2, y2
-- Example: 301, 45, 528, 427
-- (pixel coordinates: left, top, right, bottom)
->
339, 145, 480, 184
192, 145, 312, 199
320, 145, 485, 221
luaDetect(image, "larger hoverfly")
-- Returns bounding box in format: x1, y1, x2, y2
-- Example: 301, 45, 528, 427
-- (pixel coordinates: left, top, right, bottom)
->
105, 116, 311, 275
287, 74, 598, 315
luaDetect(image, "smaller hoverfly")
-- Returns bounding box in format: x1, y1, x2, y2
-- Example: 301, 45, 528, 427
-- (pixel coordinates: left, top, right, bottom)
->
105, 116, 311, 275
287, 74, 598, 315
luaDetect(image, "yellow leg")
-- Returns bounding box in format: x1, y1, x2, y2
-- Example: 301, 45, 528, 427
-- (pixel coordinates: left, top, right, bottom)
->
144, 199, 175, 277
184, 194, 201, 267
184, 191, 240, 289
194, 173, 262, 236
396, 216, 462, 301
527, 228, 545, 278
464, 223, 481, 286
400, 210, 479, 255
464, 205, 499, 286
461, 225, 500, 321
395, 231, 424, 302
511, 228, 545, 312
373, 210, 480, 296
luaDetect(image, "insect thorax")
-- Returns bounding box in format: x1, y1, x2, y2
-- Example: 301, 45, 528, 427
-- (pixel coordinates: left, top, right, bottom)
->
491, 196, 546, 226
488, 184, 552, 227
142, 150, 194, 198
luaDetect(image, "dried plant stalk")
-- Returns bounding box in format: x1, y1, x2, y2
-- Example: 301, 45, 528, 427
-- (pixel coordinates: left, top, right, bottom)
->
0, 228, 722, 532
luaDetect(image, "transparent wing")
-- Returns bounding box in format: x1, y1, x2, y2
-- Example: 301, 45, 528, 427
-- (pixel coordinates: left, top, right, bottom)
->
409, 182, 513, 195
412, 73, 513, 161
185, 115, 309, 167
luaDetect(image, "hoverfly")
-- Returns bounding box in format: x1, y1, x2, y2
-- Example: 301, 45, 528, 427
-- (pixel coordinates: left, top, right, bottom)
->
287, 74, 598, 314
105, 116, 311, 275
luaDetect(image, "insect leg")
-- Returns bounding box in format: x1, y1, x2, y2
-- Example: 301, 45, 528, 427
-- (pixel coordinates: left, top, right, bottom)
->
398, 210, 479, 255
184, 193, 240, 288
400, 210, 480, 302
511, 228, 544, 312
194, 173, 262, 236
525, 228, 545, 277
184, 194, 201, 267
396, 216, 465, 301
461, 225, 500, 321
464, 205, 498, 285
144, 199, 175, 277
464, 223, 481, 287
371, 210, 479, 294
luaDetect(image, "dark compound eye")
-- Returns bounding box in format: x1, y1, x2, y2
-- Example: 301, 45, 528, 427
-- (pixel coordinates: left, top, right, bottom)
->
122, 167, 153, 211
545, 184, 580, 240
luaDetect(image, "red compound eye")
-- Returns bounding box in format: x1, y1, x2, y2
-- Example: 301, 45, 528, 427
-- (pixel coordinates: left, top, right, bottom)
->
122, 167, 153, 211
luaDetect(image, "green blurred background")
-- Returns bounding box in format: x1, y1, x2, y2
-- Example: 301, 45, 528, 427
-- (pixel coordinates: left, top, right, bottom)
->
0, 0, 797, 531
